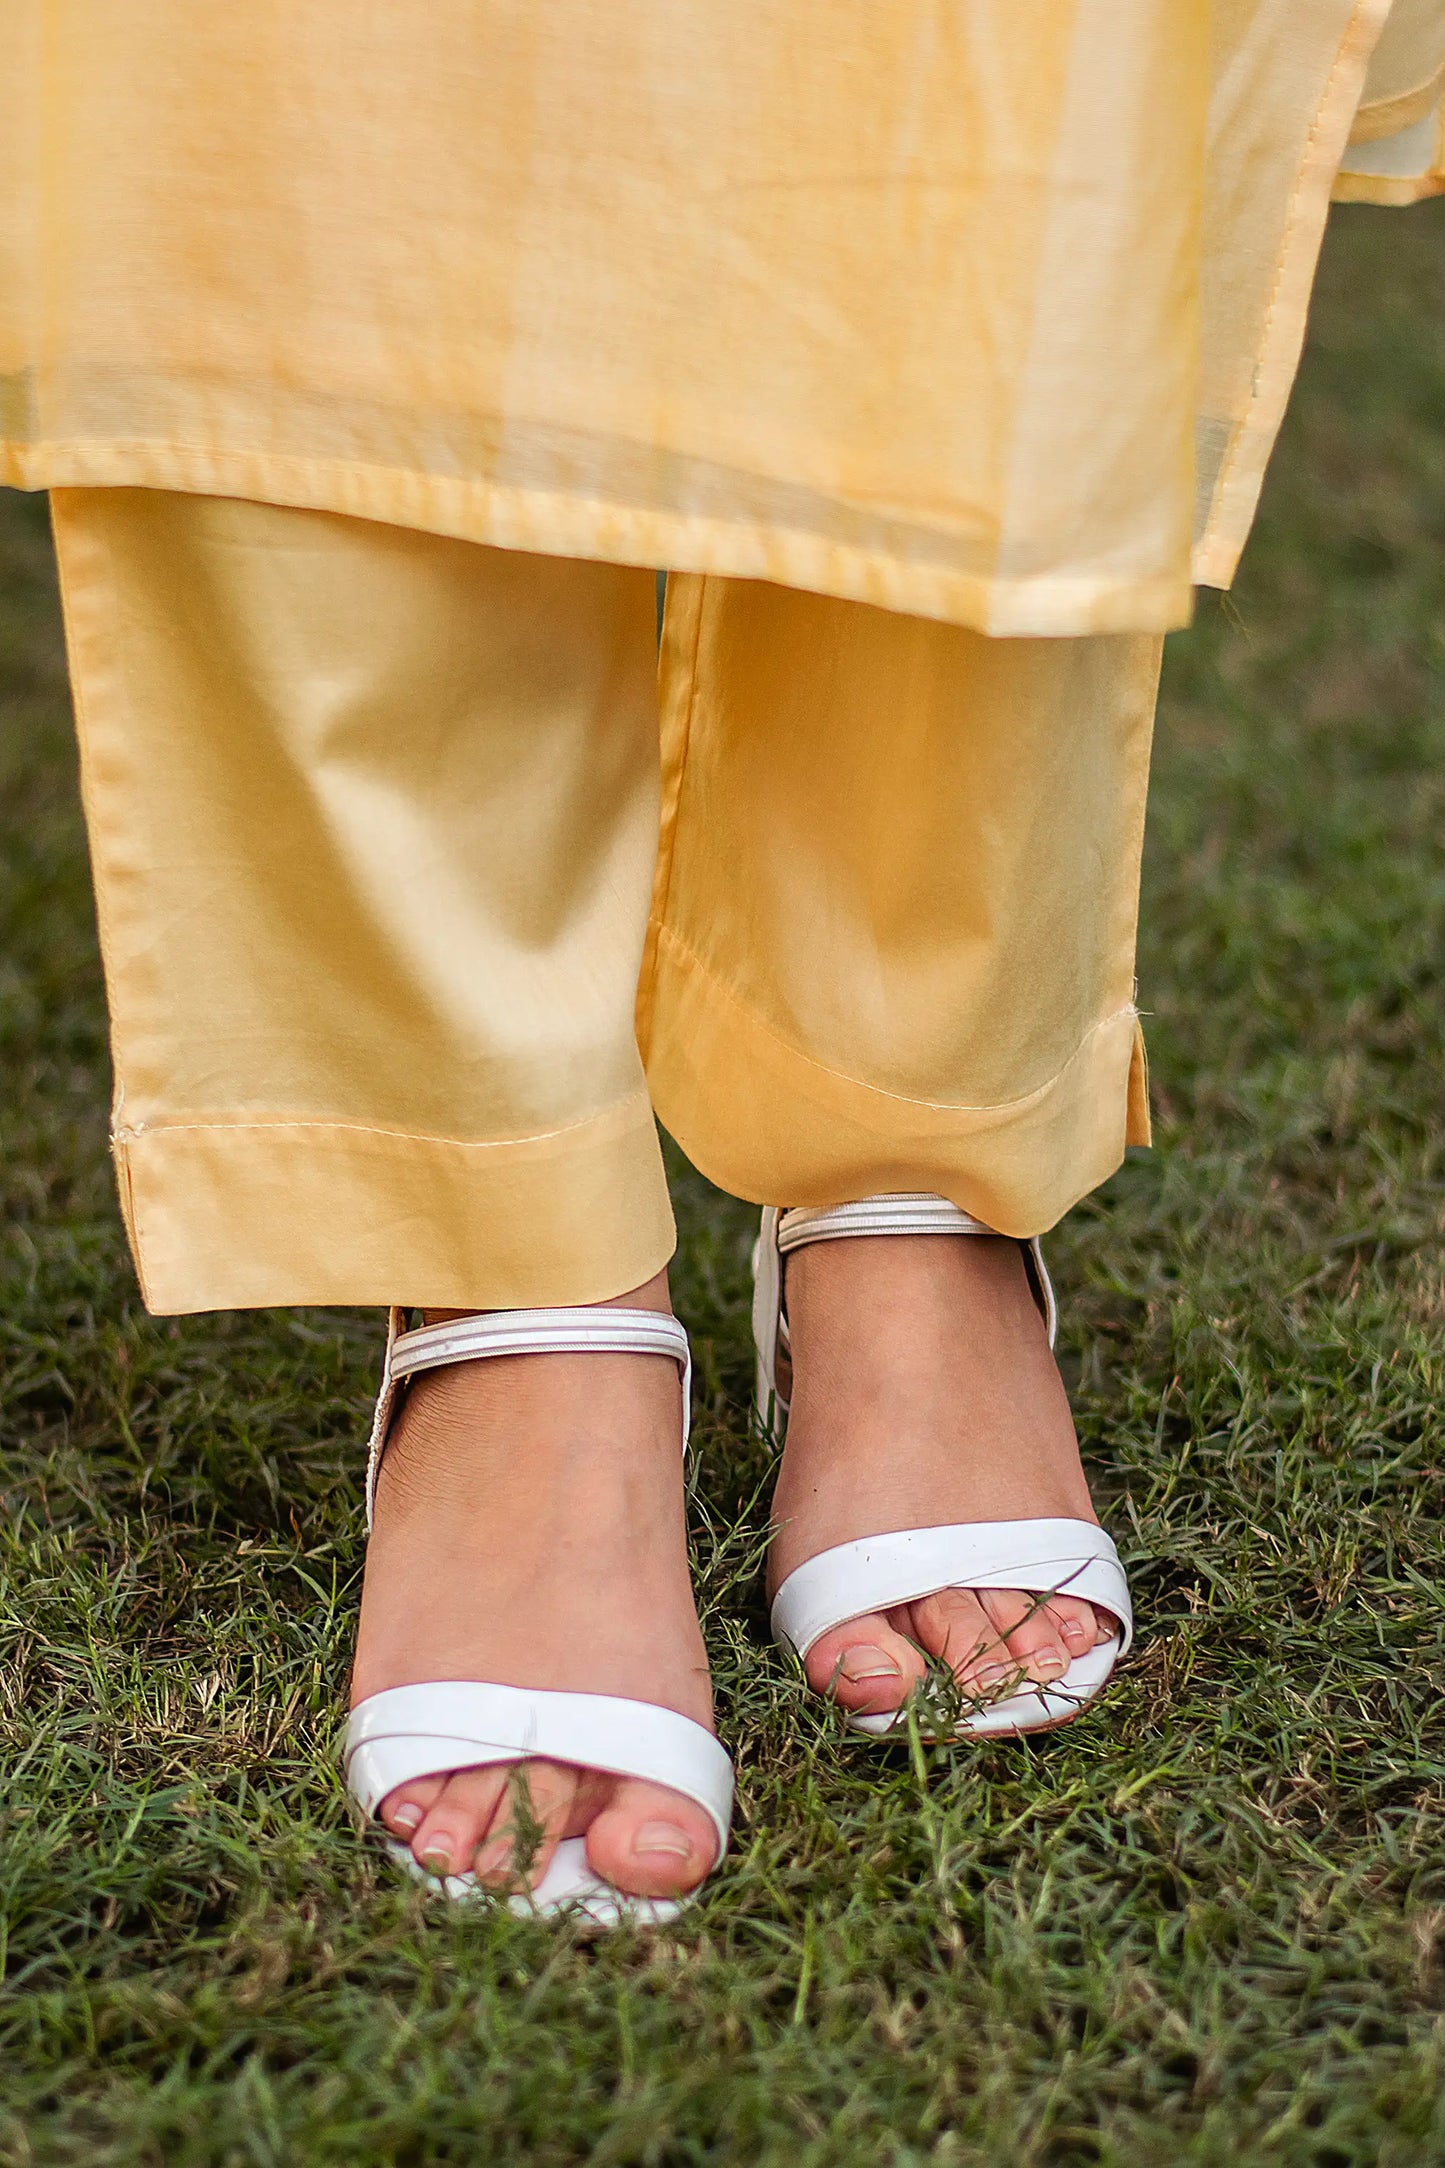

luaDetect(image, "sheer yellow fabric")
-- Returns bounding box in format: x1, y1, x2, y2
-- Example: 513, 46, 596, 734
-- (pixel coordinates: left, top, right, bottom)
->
5, 3, 1439, 638
1338, 2, 1445, 209
51, 490, 1157, 1313
1336, 101, 1445, 202
1350, 0, 1445, 135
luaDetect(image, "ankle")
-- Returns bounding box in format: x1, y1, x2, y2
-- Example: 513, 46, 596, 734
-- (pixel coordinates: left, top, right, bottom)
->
419, 1268, 674, 1331
786, 1231, 1031, 1328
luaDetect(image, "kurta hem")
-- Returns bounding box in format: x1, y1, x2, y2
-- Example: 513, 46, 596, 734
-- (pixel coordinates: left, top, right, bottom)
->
5, 438, 1195, 639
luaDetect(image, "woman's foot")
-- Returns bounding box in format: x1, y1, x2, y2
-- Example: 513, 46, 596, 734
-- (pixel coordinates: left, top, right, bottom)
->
351, 1273, 718, 1901
768, 1233, 1115, 1722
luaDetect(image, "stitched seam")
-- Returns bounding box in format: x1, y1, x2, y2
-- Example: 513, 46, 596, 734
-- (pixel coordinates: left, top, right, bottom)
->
50, 503, 159, 1311
650, 577, 706, 946
1210, 0, 1378, 520
49, 502, 127, 1102
637, 574, 707, 1049
7, 446, 1188, 629
110, 1094, 655, 1153
654, 923, 1137, 1119
5, 443, 1176, 576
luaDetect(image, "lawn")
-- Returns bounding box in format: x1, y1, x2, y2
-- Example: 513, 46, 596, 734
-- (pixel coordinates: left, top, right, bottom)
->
2, 197, 1444, 2167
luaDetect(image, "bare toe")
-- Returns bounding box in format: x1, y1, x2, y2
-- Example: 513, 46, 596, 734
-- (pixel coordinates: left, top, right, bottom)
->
411, 1765, 511, 1878
380, 1773, 446, 1842
904, 1587, 1003, 1690
802, 1611, 928, 1716
978, 1588, 1072, 1685
586, 1777, 718, 1899
1046, 1594, 1106, 1656
473, 1759, 580, 1892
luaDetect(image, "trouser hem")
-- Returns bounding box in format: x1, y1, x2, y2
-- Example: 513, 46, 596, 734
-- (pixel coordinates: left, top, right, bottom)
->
644, 929, 1149, 1239
111, 1094, 676, 1314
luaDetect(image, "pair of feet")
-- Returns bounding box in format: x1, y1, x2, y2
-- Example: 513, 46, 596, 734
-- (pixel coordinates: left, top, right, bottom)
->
351, 1233, 1113, 1903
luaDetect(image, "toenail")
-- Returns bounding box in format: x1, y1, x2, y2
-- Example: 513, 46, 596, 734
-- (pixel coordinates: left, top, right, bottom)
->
840, 1645, 900, 1681
1061, 1619, 1088, 1646
475, 1838, 513, 1878
1034, 1650, 1068, 1676
975, 1661, 1014, 1685
390, 1802, 423, 1832
632, 1821, 693, 1860
418, 1838, 454, 1869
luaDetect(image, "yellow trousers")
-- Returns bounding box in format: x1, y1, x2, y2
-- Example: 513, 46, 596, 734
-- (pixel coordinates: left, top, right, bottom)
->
51, 490, 1161, 1316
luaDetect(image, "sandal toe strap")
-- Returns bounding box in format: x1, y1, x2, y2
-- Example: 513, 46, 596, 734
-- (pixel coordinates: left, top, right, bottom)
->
770, 1517, 1132, 1663
344, 1681, 734, 1866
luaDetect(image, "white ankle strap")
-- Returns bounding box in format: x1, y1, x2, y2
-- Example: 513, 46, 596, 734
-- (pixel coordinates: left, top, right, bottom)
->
775, 1195, 996, 1252
365, 1305, 692, 1527
388, 1306, 691, 1383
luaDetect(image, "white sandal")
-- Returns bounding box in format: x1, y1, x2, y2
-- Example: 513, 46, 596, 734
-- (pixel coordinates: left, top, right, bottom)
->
344, 1306, 735, 1928
753, 1196, 1132, 1738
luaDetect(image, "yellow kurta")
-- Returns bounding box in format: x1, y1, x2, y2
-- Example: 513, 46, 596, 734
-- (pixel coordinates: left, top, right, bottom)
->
2, 3, 1442, 639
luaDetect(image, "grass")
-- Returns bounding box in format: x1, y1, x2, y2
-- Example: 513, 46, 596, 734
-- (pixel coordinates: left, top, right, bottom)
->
2, 196, 1444, 2166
